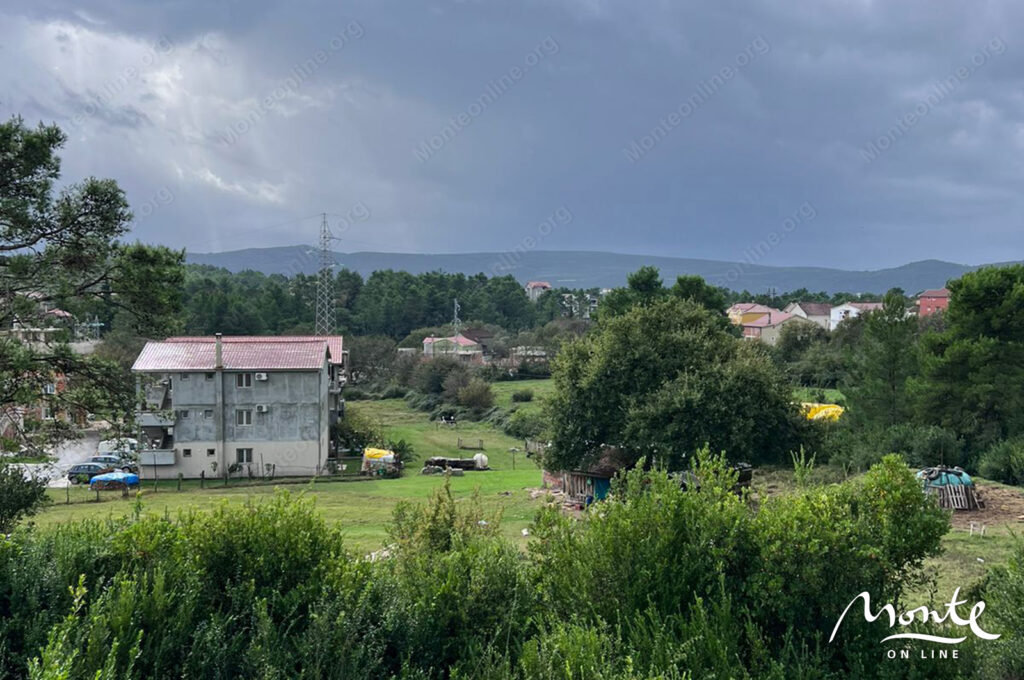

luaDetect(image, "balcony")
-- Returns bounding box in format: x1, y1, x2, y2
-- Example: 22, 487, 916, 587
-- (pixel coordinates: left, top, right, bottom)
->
137, 411, 175, 428
139, 449, 176, 466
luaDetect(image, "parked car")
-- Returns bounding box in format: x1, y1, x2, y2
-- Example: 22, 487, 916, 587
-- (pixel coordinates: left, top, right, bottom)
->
89, 455, 138, 473
67, 462, 114, 483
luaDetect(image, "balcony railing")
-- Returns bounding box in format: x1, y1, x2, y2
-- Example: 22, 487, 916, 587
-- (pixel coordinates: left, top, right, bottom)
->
139, 449, 176, 466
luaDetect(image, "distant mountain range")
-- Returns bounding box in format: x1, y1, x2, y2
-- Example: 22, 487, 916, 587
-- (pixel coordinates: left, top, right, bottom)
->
186, 246, 1003, 294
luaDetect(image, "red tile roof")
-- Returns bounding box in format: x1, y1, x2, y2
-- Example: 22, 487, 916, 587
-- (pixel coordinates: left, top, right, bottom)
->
134, 337, 332, 372
526, 281, 552, 289
164, 335, 344, 365
728, 303, 779, 315
919, 288, 950, 299
423, 333, 480, 347
845, 302, 884, 311
742, 311, 796, 328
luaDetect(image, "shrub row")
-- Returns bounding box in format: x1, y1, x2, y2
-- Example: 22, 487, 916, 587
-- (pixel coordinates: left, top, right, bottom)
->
3, 454, 1014, 679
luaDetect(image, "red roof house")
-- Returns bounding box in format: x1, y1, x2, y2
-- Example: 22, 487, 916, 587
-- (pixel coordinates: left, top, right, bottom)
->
917, 288, 950, 317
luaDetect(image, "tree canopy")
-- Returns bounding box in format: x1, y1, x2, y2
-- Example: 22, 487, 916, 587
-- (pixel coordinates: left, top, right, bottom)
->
1, 117, 184, 447
918, 265, 1024, 450
546, 297, 803, 471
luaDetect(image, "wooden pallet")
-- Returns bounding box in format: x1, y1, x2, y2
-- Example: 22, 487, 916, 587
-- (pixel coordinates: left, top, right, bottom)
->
937, 484, 980, 510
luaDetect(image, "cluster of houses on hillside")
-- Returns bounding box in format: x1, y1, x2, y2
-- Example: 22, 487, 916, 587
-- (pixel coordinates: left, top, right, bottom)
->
0, 296, 106, 442
726, 288, 949, 345
420, 327, 549, 370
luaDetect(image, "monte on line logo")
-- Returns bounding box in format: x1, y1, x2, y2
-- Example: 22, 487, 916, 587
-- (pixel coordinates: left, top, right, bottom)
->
829, 588, 1001, 660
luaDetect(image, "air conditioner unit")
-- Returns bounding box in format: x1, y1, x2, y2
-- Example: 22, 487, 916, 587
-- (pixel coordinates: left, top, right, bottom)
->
255, 404, 269, 413
255, 372, 269, 381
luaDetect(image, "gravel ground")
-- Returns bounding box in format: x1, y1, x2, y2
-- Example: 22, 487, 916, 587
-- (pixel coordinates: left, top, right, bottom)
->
11, 431, 101, 487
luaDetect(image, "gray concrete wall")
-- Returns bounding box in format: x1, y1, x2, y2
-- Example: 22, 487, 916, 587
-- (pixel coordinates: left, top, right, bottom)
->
171, 369, 325, 443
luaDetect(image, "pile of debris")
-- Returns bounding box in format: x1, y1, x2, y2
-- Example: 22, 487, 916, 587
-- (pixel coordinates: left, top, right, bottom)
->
421, 453, 489, 476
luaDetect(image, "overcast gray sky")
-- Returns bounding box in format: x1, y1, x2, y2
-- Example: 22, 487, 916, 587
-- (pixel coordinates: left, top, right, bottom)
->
1, 1, 1021, 269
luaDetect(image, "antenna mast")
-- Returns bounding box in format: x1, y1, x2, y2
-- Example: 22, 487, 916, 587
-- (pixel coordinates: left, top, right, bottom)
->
452, 298, 461, 336
315, 213, 335, 336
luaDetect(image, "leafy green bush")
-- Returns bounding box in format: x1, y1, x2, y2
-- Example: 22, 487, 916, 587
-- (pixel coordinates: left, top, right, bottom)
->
441, 369, 471, 402
341, 387, 373, 401
457, 379, 495, 412
332, 410, 384, 454
825, 423, 965, 473
504, 409, 547, 441
511, 389, 534, 403
978, 540, 1024, 677
0, 456, 971, 679
0, 464, 48, 533
411, 358, 465, 395
978, 438, 1024, 485
379, 385, 407, 399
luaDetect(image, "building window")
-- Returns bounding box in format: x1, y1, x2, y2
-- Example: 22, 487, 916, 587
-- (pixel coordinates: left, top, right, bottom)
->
207, 448, 216, 457
205, 372, 215, 380
236, 409, 252, 426
43, 383, 56, 395
180, 372, 190, 381
204, 409, 213, 419
179, 409, 190, 419
236, 448, 253, 464
182, 448, 192, 457
236, 373, 253, 388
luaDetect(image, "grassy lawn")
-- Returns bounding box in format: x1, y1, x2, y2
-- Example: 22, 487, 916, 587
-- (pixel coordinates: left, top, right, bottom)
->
919, 530, 1018, 601
490, 378, 555, 416
29, 390, 1021, 595
33, 398, 548, 554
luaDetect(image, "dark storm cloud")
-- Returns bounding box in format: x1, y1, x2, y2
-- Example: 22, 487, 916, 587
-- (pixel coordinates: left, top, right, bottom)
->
1, 0, 1022, 268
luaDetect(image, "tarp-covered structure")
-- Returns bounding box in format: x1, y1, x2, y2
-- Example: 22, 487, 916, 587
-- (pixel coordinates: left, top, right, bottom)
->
89, 471, 140, 492
916, 466, 983, 510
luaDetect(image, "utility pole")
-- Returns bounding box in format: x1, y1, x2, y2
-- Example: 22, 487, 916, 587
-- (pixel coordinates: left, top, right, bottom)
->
315, 213, 335, 336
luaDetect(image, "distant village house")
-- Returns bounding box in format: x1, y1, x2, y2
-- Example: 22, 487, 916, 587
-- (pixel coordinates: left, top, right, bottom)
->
525, 281, 552, 302
916, 288, 950, 317
783, 302, 832, 330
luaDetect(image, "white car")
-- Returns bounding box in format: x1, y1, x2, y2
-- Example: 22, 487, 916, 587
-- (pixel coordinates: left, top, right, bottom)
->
98, 438, 138, 454
89, 455, 138, 473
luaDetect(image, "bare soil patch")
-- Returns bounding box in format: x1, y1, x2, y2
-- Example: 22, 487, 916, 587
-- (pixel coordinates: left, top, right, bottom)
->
950, 482, 1024, 532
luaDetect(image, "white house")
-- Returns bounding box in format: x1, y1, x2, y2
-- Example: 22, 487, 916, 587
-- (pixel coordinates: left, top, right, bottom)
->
829, 302, 883, 330
783, 302, 832, 330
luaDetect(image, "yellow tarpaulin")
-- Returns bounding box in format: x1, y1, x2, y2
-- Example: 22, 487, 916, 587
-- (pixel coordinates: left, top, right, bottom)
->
363, 448, 394, 459
801, 403, 845, 421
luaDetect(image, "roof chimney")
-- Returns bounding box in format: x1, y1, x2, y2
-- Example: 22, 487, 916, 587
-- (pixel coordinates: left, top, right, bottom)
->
215, 333, 223, 369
